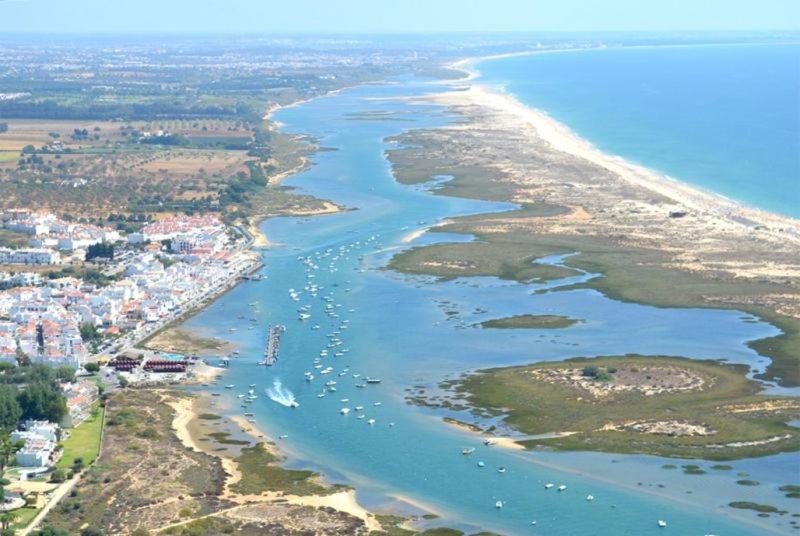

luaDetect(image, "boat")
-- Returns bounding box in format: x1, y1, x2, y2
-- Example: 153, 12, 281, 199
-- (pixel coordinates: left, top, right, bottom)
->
225, 385, 234, 389
658, 520, 667, 528
586, 495, 594, 501
495, 501, 503, 509
289, 401, 300, 408
365, 378, 381, 384
483, 438, 496, 446
373, 402, 382, 406
477, 461, 485, 467
357, 414, 365, 420
355, 406, 364, 411
317, 393, 326, 398
367, 418, 376, 425
557, 485, 567, 491
244, 413, 254, 417
497, 467, 507, 474
461, 448, 475, 455
279, 434, 288, 439
340, 407, 351, 415
298, 313, 310, 321
544, 483, 554, 489
388, 422, 395, 427
237, 394, 245, 398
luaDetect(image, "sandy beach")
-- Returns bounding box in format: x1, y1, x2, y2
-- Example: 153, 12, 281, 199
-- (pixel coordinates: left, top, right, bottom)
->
170, 393, 381, 531
389, 56, 800, 323
442, 417, 525, 451
401, 227, 428, 243
441, 58, 800, 246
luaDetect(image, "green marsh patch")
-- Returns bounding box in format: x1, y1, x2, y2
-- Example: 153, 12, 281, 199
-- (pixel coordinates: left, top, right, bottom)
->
440, 355, 800, 459
479, 314, 581, 330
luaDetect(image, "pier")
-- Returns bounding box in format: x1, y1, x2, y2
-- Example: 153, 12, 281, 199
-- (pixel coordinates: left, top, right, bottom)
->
265, 324, 286, 366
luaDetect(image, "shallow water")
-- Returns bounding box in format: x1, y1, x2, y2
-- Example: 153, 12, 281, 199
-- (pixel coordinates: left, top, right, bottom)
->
186, 77, 797, 535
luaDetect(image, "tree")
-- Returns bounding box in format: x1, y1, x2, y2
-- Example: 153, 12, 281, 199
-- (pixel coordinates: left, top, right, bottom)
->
54, 366, 75, 383
31, 527, 70, 536
85, 243, 114, 261
79, 324, 101, 343
0, 386, 21, 432
0, 512, 17, 531
49, 468, 66, 483
84, 362, 100, 374
17, 381, 67, 423
21, 144, 35, 154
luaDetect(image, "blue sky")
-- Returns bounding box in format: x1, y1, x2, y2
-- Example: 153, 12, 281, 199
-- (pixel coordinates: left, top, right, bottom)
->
0, 0, 798, 34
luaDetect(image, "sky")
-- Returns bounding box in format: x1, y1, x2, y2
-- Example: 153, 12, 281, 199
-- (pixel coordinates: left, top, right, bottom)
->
0, 0, 798, 34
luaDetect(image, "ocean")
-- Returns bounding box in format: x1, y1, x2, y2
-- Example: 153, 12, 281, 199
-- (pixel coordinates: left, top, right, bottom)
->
474, 43, 800, 218
182, 73, 796, 534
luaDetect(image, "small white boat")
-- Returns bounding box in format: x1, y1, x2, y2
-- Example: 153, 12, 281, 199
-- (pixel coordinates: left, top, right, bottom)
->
340, 407, 350, 415
495, 500, 503, 509
557, 485, 567, 492
317, 393, 326, 398
289, 401, 299, 408
544, 483, 554, 489
477, 461, 485, 468
373, 402, 382, 406
340, 398, 349, 403
497, 467, 507, 474
225, 385, 234, 389
657, 520, 667, 528
357, 414, 365, 420
586, 495, 594, 501
279, 434, 288, 439
462, 448, 475, 455
355, 406, 364, 411
367, 418, 376, 425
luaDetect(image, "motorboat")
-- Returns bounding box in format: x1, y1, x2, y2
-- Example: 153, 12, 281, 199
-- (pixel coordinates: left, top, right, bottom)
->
557, 485, 567, 492
495, 501, 503, 509
340, 407, 350, 415
658, 520, 667, 528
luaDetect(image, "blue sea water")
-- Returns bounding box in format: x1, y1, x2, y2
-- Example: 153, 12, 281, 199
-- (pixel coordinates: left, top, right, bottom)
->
475, 43, 800, 218
181, 75, 799, 535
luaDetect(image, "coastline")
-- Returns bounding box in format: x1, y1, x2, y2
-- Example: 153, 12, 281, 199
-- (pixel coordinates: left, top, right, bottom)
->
444, 54, 800, 241
170, 392, 382, 531
385, 50, 800, 386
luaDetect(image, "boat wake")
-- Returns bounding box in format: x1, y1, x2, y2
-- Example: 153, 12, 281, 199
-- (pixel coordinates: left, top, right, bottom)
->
267, 379, 299, 408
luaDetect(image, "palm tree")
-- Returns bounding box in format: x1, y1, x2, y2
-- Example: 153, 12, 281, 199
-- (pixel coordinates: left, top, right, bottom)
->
0, 511, 18, 531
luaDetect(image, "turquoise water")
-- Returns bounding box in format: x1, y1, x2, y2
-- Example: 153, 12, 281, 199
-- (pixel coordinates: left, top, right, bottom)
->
184, 78, 797, 534
475, 43, 800, 218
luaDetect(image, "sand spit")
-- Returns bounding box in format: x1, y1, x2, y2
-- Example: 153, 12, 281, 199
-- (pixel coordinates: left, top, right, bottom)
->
395, 58, 800, 326
170, 395, 381, 531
